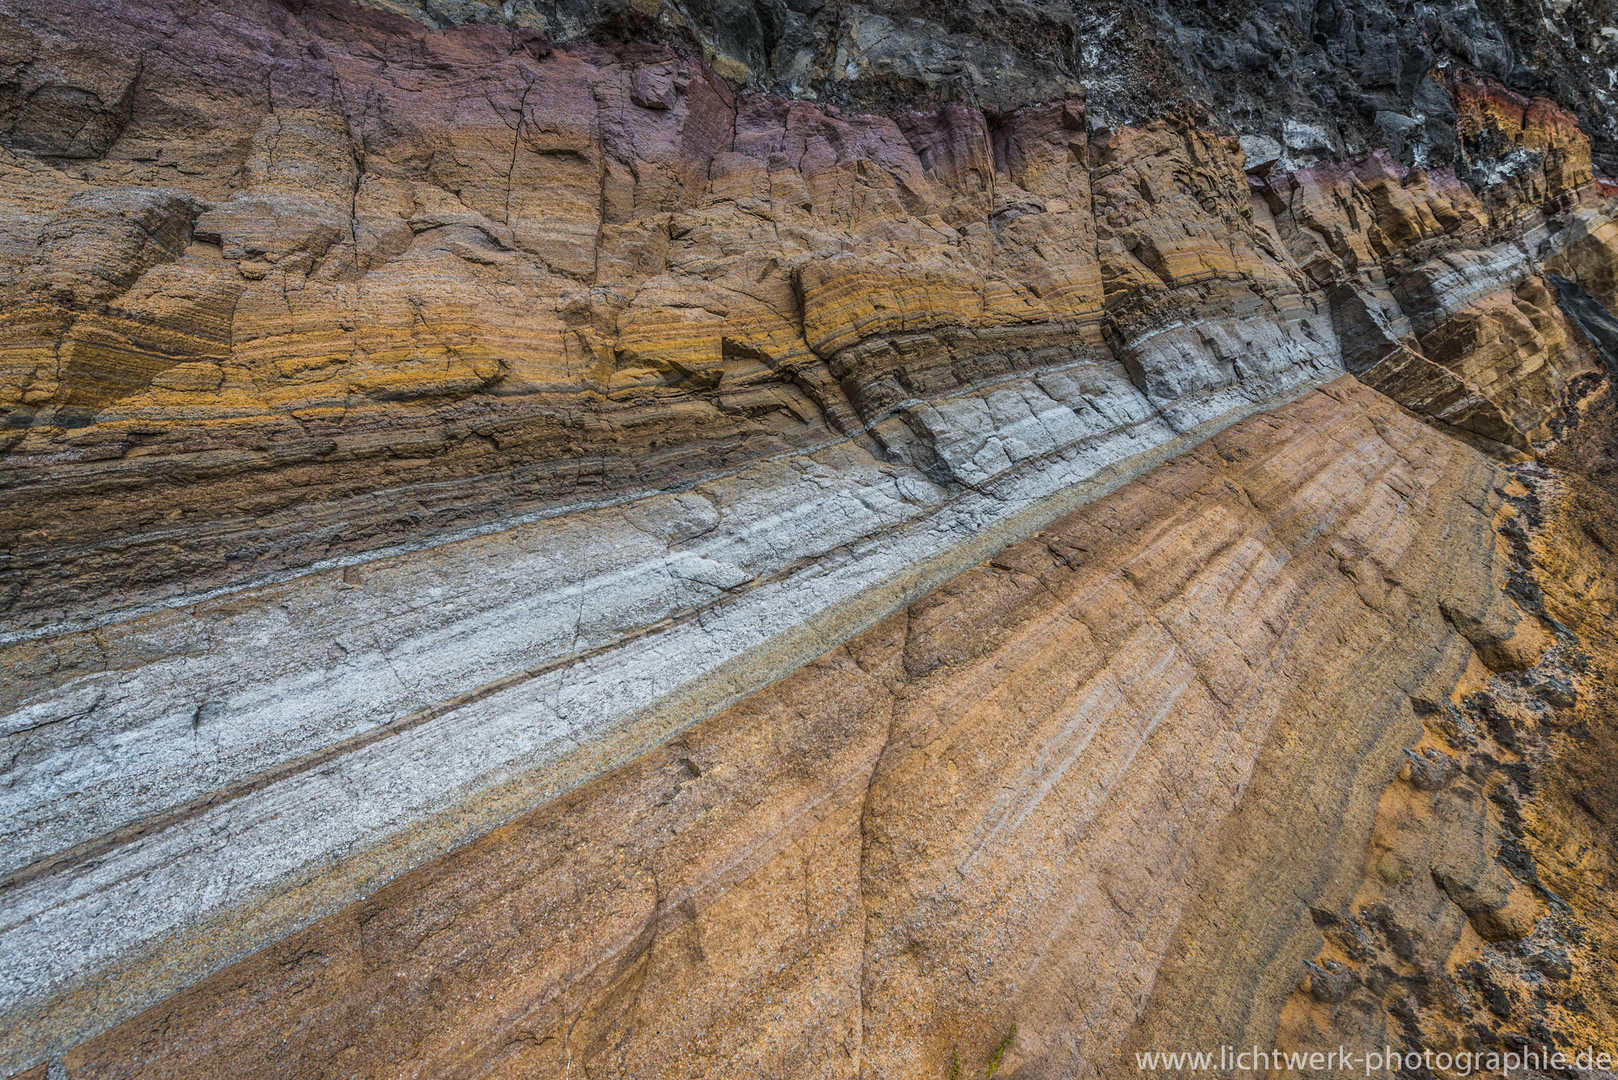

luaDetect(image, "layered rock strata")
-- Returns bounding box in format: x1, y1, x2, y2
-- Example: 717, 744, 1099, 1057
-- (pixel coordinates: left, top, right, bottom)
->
2, 0, 1618, 1076
39, 374, 1618, 1080
31, 378, 1562, 1078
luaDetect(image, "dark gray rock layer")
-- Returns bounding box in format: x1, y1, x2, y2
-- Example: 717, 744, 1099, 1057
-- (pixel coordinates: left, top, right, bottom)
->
359, 0, 1618, 173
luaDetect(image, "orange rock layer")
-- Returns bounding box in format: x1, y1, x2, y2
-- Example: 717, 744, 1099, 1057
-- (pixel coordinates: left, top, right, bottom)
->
0, 1, 1607, 629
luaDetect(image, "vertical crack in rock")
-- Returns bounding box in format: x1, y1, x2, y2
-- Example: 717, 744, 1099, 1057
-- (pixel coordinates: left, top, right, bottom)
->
853, 609, 903, 1075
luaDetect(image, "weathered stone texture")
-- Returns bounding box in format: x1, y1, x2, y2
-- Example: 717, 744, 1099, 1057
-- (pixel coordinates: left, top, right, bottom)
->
3, 0, 1618, 1075
54, 381, 1536, 1079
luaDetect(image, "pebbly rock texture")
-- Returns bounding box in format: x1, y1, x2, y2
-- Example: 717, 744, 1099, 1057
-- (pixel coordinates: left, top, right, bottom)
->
3, 0, 1618, 1076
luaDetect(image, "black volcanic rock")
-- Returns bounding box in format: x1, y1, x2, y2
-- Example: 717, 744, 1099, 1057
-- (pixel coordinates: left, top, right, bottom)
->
363, 0, 1618, 173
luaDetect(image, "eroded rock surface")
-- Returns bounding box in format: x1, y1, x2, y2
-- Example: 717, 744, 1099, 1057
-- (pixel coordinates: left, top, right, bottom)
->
362, 0, 1618, 175
3, 0, 1618, 1076
1198, 380, 1618, 1080
42, 381, 1540, 1078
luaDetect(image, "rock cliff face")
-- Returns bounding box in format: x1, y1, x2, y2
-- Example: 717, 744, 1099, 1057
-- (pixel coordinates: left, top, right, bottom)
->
2, 0, 1617, 1077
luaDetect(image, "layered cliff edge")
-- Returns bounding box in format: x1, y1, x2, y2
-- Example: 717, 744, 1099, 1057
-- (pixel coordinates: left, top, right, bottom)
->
3, 0, 1618, 1076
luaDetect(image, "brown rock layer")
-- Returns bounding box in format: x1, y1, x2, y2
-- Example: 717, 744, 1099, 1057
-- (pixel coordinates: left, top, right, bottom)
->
0, 0, 1605, 631
1147, 382, 1618, 1076
1252, 83, 1607, 452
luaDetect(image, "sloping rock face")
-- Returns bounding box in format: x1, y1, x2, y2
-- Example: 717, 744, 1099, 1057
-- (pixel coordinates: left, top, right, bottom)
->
3, 1, 1618, 1077
36, 381, 1578, 1079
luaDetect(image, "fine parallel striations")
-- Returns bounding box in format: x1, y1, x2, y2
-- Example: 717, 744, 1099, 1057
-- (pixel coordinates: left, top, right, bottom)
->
3, 0, 1618, 1076
1129, 388, 1618, 1076
0, 0, 1335, 632
46, 380, 1545, 1079
0, 2, 1351, 1063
